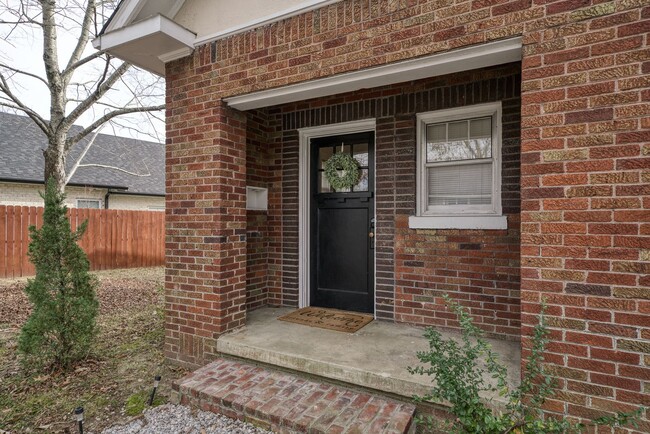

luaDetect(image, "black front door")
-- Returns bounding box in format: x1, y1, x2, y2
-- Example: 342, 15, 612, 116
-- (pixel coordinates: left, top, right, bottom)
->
310, 131, 375, 314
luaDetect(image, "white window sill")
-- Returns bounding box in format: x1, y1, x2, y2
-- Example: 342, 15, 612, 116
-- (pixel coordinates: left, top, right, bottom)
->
408, 215, 508, 230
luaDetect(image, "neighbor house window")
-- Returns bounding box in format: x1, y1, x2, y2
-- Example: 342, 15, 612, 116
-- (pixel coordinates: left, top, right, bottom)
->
410, 102, 507, 230
77, 199, 101, 209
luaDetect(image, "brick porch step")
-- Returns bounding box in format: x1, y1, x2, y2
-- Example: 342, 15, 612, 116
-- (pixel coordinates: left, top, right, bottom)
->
173, 358, 416, 434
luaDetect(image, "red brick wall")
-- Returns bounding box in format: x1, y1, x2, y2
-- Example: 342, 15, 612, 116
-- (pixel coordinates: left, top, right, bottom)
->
165, 100, 248, 368
165, 0, 650, 425
246, 64, 522, 337
245, 110, 271, 310
518, 5, 650, 428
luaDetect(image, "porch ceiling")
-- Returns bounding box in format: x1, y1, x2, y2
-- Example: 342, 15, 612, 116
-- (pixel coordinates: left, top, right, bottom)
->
224, 37, 522, 111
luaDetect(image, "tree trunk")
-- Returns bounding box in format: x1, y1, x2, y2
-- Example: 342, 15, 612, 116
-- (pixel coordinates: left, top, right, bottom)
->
43, 136, 67, 194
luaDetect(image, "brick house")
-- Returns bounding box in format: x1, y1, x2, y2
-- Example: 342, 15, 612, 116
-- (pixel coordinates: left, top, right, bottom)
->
96, 0, 649, 428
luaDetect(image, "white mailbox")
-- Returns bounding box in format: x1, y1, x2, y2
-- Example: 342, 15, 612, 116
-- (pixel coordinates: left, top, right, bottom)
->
246, 186, 268, 211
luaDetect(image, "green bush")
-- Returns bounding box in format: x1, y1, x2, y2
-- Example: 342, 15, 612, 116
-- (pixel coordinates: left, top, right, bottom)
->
18, 179, 99, 371
409, 295, 642, 433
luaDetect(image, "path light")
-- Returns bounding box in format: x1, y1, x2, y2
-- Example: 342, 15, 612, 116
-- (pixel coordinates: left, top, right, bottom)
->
148, 375, 161, 406
74, 407, 84, 434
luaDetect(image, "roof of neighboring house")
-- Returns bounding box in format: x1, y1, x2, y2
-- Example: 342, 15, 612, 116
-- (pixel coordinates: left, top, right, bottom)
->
0, 112, 165, 196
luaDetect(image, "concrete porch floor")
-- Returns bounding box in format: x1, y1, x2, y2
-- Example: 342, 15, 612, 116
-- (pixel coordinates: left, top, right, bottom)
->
217, 307, 521, 406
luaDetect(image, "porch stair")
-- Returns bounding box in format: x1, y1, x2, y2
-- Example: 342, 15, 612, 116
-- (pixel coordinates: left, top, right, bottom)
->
173, 358, 416, 434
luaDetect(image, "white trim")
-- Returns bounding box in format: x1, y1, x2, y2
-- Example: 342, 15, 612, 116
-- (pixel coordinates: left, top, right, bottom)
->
93, 14, 196, 51
412, 102, 507, 230
408, 215, 508, 230
193, 0, 342, 46
225, 38, 522, 110
158, 47, 193, 63
168, 0, 186, 18
297, 119, 376, 311
105, 0, 147, 33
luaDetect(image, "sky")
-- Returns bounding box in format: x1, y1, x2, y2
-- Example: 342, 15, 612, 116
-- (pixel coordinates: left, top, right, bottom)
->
0, 1, 165, 143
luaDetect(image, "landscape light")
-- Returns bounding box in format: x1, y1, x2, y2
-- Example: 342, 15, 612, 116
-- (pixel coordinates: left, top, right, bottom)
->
74, 407, 84, 434
148, 375, 161, 406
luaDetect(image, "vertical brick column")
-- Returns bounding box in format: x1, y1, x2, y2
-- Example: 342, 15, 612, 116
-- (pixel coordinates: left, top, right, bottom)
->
165, 99, 247, 368
520, 5, 649, 428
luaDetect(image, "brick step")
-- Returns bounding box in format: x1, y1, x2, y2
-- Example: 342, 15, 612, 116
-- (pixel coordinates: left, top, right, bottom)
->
173, 358, 416, 434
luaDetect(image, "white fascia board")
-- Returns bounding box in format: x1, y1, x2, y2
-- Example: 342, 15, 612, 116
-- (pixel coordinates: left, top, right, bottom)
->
225, 37, 522, 111
193, 0, 342, 47
105, 0, 147, 33
94, 14, 195, 51
168, 0, 186, 18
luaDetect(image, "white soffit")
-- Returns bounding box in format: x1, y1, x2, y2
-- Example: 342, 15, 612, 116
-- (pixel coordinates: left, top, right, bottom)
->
93, 14, 195, 76
225, 37, 522, 111
105, 0, 185, 33
193, 0, 342, 46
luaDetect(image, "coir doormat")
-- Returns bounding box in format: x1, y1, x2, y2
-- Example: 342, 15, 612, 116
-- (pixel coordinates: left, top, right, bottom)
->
278, 307, 373, 333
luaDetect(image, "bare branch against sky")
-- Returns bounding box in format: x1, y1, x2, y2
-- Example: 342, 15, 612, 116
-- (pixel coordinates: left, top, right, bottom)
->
0, 0, 166, 192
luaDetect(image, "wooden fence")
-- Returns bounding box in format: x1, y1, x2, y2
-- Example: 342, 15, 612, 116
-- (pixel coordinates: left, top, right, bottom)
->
0, 206, 165, 279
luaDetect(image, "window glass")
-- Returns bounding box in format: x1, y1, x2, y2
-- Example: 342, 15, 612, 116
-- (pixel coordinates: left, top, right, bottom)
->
426, 117, 492, 162
77, 199, 100, 209
353, 143, 369, 167
354, 168, 369, 192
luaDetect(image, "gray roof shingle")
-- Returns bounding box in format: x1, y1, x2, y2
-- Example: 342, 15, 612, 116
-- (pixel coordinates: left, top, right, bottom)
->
0, 112, 164, 195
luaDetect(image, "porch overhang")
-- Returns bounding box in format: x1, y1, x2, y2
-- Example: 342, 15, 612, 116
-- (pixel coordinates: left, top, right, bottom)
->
92, 14, 195, 76
225, 37, 522, 111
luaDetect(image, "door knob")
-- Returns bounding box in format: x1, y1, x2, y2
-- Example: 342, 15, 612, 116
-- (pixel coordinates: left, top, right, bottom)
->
369, 232, 375, 238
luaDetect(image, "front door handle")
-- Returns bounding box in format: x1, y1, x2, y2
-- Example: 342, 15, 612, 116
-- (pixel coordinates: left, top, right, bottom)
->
369, 232, 374, 238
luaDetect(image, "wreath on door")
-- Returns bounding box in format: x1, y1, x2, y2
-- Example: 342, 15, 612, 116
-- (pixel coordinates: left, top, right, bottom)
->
323, 151, 360, 191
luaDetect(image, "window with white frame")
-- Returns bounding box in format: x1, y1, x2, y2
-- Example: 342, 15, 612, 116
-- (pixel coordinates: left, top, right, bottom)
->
77, 199, 101, 209
411, 102, 506, 230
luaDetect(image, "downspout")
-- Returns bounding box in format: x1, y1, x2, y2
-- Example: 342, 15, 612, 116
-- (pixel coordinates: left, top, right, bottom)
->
104, 190, 110, 209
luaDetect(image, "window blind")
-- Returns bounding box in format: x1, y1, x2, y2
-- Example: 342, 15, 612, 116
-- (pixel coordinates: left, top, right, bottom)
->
427, 162, 492, 206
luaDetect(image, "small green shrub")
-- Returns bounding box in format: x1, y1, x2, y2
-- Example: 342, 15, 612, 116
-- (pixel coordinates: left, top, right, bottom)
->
18, 179, 99, 371
409, 295, 642, 433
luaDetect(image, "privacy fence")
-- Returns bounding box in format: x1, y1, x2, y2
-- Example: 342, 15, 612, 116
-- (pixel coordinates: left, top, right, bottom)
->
0, 206, 165, 278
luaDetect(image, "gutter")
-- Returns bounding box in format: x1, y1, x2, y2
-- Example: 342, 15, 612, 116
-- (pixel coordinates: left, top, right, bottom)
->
0, 178, 129, 191
105, 190, 165, 198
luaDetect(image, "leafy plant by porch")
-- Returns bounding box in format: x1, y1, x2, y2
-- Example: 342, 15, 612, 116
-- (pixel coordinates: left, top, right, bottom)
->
18, 179, 99, 371
409, 296, 642, 433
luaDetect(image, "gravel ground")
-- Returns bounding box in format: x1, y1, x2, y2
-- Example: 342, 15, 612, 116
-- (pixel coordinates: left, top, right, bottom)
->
100, 404, 274, 434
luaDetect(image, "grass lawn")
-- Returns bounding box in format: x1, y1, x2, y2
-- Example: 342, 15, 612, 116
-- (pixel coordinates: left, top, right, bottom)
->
0, 267, 188, 433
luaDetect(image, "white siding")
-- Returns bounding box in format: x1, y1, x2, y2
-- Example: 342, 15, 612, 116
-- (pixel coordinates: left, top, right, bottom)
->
0, 182, 106, 208
0, 182, 164, 211
108, 194, 165, 211
174, 0, 309, 39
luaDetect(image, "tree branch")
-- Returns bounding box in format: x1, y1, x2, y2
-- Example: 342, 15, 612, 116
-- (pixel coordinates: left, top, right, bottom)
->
40, 0, 64, 126
65, 125, 102, 184
62, 0, 95, 82
0, 71, 49, 133
63, 60, 130, 128
63, 49, 105, 75
66, 104, 165, 148
75, 163, 151, 177
0, 62, 49, 86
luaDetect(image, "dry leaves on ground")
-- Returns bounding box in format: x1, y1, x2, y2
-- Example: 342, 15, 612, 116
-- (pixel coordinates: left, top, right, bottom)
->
0, 267, 164, 327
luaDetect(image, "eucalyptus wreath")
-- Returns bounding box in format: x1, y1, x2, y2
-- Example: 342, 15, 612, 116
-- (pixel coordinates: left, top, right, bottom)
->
323, 152, 360, 191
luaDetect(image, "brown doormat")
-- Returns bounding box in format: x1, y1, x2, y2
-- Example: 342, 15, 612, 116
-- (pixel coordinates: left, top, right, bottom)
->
278, 307, 373, 333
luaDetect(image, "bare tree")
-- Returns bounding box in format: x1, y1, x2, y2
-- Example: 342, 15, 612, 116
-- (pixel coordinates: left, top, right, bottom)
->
0, 0, 165, 193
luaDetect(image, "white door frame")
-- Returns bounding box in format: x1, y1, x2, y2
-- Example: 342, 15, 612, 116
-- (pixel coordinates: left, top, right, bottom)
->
297, 119, 377, 310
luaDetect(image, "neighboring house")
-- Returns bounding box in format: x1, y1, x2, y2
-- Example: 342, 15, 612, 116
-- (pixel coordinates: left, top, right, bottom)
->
0, 112, 165, 210
96, 0, 649, 427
